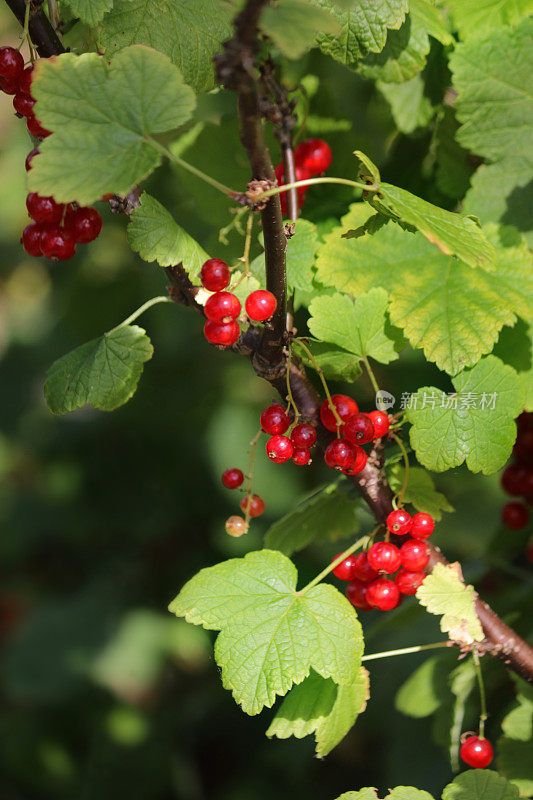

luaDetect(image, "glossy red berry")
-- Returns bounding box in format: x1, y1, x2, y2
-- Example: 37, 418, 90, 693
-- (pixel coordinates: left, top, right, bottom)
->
367, 410, 390, 438
410, 512, 434, 540
0, 47, 24, 80
21, 222, 45, 256
26, 193, 64, 224
386, 508, 412, 536
324, 438, 355, 471
344, 413, 374, 445
40, 225, 76, 260
245, 290, 277, 322
24, 147, 39, 171
332, 553, 359, 581
221, 468, 244, 489
67, 206, 103, 244
26, 113, 51, 139
395, 569, 425, 596
400, 539, 429, 571
342, 446, 367, 475
275, 163, 311, 216
502, 501, 530, 529
260, 404, 290, 435
366, 578, 400, 611
320, 395, 358, 432
294, 138, 332, 175
346, 579, 372, 610
292, 447, 311, 466
204, 291, 241, 323
501, 464, 528, 496
240, 494, 265, 518
18, 64, 34, 96
203, 319, 240, 346
225, 515, 249, 537
0, 75, 20, 94
13, 92, 35, 117
514, 429, 533, 461
367, 542, 401, 574
460, 735, 494, 769
266, 434, 294, 464
351, 553, 378, 583
290, 423, 317, 449
200, 258, 230, 291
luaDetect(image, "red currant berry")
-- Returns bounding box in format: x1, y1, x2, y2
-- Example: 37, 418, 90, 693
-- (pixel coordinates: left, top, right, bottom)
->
225, 515, 249, 537
351, 553, 378, 583
410, 512, 434, 540
221, 468, 244, 489
395, 569, 425, 596
26, 193, 64, 224
320, 395, 359, 432
294, 138, 332, 175
260, 404, 290, 435
514, 429, 533, 462
66, 206, 103, 244
502, 501, 530, 529
200, 258, 230, 291
290, 423, 317, 449
332, 553, 359, 581
386, 508, 412, 536
367, 410, 390, 439
342, 446, 367, 475
366, 578, 400, 611
240, 494, 265, 518
400, 539, 429, 571
21, 222, 45, 256
204, 291, 241, 323
501, 464, 527, 495
292, 447, 311, 466
518, 411, 533, 432
0, 75, 20, 94
18, 64, 34, 96
346, 579, 373, 610
40, 225, 76, 260
0, 47, 24, 81
26, 113, 51, 139
275, 163, 311, 216
266, 434, 294, 464
25, 147, 39, 171
344, 413, 374, 445
245, 290, 277, 322
367, 542, 401, 574
13, 92, 35, 117
459, 735, 494, 769
324, 438, 355, 471
203, 319, 240, 346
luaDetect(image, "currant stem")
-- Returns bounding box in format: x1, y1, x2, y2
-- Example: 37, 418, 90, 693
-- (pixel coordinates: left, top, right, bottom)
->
473, 650, 488, 738
149, 139, 238, 198
391, 433, 410, 507
243, 429, 262, 524
362, 355, 380, 398
296, 339, 343, 430
109, 296, 173, 332
300, 530, 377, 595
219, 206, 248, 245
361, 641, 451, 663
254, 176, 379, 202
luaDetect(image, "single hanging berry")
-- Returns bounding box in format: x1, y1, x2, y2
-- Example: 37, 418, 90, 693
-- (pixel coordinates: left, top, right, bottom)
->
67, 207, 103, 244
245, 290, 277, 322
21, 222, 45, 257
204, 291, 241, 323
344, 413, 374, 445
331, 553, 359, 581
386, 508, 412, 536
501, 464, 528, 496
292, 447, 311, 466
324, 438, 355, 471
502, 501, 530, 529
222, 468, 244, 489
225, 515, 249, 538
40, 225, 76, 260
395, 569, 425, 596
320, 394, 358, 432
367, 542, 401, 574
260, 404, 290, 435
351, 553, 378, 583
275, 162, 311, 216
459, 735, 494, 769
240, 494, 265, 518
294, 138, 332, 175
290, 423, 317, 449
26, 193, 64, 224
200, 258, 230, 291
346, 579, 372, 610
366, 578, 400, 611
410, 512, 434, 539
266, 434, 293, 464
13, 92, 35, 117
204, 319, 240, 346
367, 410, 390, 438
342, 446, 367, 475
0, 47, 24, 81
400, 539, 429, 571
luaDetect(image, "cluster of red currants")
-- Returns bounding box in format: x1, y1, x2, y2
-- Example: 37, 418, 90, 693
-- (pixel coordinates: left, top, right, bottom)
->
275, 138, 332, 216
200, 258, 277, 346
501, 411, 532, 532
0, 46, 48, 137
261, 404, 318, 467
334, 508, 436, 612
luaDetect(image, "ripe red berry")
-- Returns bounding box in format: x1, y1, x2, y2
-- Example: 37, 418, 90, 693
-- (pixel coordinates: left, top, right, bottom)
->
410, 512, 435, 540
225, 515, 249, 537
25, 147, 39, 171
200, 258, 230, 291
502, 501, 530, 529
203, 319, 240, 346
366, 578, 400, 611
501, 464, 528, 496
26, 193, 65, 224
346, 579, 372, 610
324, 438, 355, 471
344, 413, 374, 445
320, 395, 358, 432
294, 138, 332, 175
204, 291, 241, 323
18, 64, 34, 96
292, 447, 311, 466
0, 75, 20, 94
514, 429, 533, 462
26, 113, 50, 139
342, 446, 367, 475
21, 222, 45, 256
221, 468, 244, 489
367, 410, 390, 439
245, 290, 277, 322
395, 569, 425, 596
386, 508, 412, 536
0, 47, 24, 80
290, 423, 317, 449
260, 404, 290, 435
40, 225, 76, 260
266, 434, 294, 463
367, 542, 401, 574
13, 92, 35, 117
66, 206, 103, 244
332, 552, 359, 581
459, 735, 494, 769
275, 163, 311, 216
351, 553, 378, 583
240, 494, 265, 518
400, 539, 429, 571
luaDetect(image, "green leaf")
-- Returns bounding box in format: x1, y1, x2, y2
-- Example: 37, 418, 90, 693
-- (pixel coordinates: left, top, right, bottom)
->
405, 356, 525, 474
387, 465, 454, 521
378, 76, 434, 134
294, 340, 363, 382
395, 655, 452, 718
442, 770, 520, 800
434, 108, 476, 200
261, 0, 341, 59
127, 193, 209, 280
416, 563, 484, 645
502, 679, 533, 741
334, 792, 378, 800
498, 738, 533, 796
98, 0, 234, 92
307, 288, 398, 365
266, 667, 369, 757
29, 47, 195, 205
446, 0, 533, 41
264, 484, 360, 556
169, 550, 364, 715
251, 219, 319, 291
44, 325, 153, 415
387, 790, 435, 800
493, 319, 533, 412
60, 0, 113, 25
